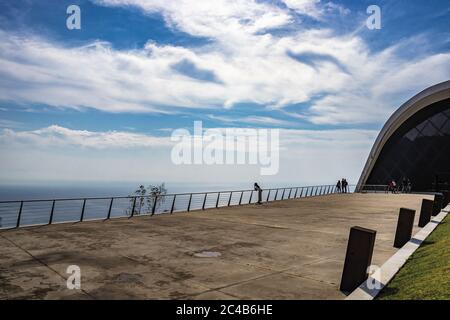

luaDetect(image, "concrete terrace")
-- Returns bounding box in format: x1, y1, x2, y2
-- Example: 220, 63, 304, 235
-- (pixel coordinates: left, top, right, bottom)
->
0, 193, 433, 300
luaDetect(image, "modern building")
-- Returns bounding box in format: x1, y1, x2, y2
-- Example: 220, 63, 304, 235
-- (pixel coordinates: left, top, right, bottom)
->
357, 81, 450, 192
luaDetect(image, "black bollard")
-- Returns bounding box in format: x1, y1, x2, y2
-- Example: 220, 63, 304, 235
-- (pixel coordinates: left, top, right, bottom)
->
340, 226, 376, 293
418, 199, 433, 228
442, 191, 450, 208
394, 208, 415, 248
432, 193, 444, 216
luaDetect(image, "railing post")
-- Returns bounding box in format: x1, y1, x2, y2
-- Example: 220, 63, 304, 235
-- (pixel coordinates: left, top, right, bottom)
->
151, 195, 158, 215
80, 199, 87, 222
216, 193, 220, 208
249, 191, 253, 204
130, 197, 137, 217
309, 187, 313, 196
202, 193, 207, 210
16, 201, 24, 228
274, 189, 279, 200
228, 192, 233, 206
49, 200, 56, 224
187, 194, 193, 212
288, 189, 292, 199
294, 188, 298, 198
315, 187, 319, 196
170, 195, 176, 214
281, 189, 286, 200
266, 189, 271, 202
239, 191, 244, 205
107, 198, 114, 220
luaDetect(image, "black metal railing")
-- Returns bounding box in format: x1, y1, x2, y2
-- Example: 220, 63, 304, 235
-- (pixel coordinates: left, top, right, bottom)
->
0, 184, 356, 230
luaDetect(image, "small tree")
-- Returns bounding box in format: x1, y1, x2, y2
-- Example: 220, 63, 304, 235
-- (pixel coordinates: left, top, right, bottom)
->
128, 185, 146, 216
147, 183, 167, 214
128, 183, 167, 216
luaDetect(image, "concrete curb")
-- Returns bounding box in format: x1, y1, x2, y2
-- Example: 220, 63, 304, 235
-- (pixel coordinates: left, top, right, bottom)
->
346, 205, 449, 300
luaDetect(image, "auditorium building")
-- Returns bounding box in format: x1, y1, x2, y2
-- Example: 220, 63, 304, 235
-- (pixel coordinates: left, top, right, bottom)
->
357, 81, 450, 192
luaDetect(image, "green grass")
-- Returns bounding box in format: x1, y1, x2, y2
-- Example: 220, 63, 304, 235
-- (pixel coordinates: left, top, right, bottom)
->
377, 214, 450, 300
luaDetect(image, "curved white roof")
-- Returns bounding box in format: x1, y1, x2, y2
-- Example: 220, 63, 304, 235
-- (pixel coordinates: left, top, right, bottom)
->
357, 80, 450, 190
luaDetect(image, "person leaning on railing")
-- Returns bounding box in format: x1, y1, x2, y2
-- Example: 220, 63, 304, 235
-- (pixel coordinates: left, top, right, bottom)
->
254, 183, 262, 204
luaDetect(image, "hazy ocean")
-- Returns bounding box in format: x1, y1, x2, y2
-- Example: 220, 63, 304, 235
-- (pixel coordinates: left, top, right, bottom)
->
0, 181, 262, 201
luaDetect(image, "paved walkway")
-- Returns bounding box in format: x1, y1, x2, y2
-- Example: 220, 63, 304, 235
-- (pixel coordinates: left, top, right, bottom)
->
0, 193, 432, 300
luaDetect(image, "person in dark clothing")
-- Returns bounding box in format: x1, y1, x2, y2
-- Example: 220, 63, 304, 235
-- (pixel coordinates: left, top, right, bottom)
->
342, 178, 348, 193
407, 179, 412, 193
401, 177, 407, 193
254, 183, 262, 204
336, 180, 341, 193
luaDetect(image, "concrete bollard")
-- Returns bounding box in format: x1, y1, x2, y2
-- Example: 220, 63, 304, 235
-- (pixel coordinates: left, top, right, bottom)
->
432, 193, 444, 216
393, 208, 415, 248
340, 226, 376, 293
418, 199, 433, 228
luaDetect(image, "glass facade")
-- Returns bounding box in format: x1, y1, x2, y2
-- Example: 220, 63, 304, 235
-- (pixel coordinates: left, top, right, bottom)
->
366, 98, 450, 192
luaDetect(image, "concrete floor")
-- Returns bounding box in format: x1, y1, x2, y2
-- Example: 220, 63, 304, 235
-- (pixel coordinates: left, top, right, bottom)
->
0, 193, 433, 300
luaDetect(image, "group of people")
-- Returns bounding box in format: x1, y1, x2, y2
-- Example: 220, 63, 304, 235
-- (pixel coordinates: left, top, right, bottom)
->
387, 177, 412, 193
335, 178, 349, 193
254, 178, 353, 204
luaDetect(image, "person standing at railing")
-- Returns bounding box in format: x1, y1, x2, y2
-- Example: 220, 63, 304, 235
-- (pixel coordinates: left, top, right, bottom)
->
341, 178, 348, 193
336, 180, 341, 193
254, 183, 262, 204
401, 177, 407, 193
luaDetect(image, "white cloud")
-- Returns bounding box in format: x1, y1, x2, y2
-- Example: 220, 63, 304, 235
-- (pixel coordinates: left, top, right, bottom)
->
0, 1, 449, 125
282, 0, 322, 18
94, 0, 293, 37
0, 119, 22, 129
1, 125, 172, 149
208, 114, 295, 126
0, 124, 377, 185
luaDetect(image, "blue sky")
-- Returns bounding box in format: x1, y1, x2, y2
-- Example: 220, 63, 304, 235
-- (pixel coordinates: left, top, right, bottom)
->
0, 0, 449, 188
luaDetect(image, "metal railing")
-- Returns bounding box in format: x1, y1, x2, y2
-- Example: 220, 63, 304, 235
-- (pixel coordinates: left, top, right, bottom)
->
359, 184, 389, 193
359, 184, 420, 193
0, 184, 355, 230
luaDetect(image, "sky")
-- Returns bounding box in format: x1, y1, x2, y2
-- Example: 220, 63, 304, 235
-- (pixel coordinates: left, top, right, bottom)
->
0, 0, 449, 190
